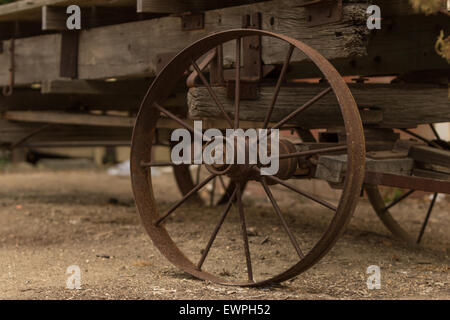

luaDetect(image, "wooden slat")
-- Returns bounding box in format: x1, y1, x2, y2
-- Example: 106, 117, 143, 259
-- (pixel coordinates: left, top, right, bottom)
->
188, 83, 449, 128
3, 111, 136, 127
42, 5, 159, 31
0, 88, 183, 111
408, 145, 450, 168
0, 1, 448, 86
0, 119, 133, 144
41, 79, 152, 94
315, 154, 414, 183
0, 0, 370, 86
0, 0, 136, 22
137, 0, 267, 13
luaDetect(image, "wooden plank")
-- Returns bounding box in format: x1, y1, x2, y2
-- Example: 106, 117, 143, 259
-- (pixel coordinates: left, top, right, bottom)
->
291, 11, 450, 78
0, 21, 44, 40
315, 154, 414, 183
137, 0, 267, 13
41, 79, 152, 94
0, 0, 432, 22
0, 89, 146, 111
408, 145, 450, 168
1, 1, 448, 86
0, 88, 184, 111
188, 83, 449, 128
0, 0, 136, 22
137, 0, 209, 13
0, 119, 133, 144
0, 0, 369, 86
2, 111, 136, 127
42, 5, 158, 30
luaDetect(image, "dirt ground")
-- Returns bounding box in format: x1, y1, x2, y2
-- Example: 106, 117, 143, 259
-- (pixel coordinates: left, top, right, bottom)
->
0, 165, 448, 300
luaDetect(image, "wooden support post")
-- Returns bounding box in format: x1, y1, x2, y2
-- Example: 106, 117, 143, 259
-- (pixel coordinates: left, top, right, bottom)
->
137, 0, 209, 13
242, 12, 262, 81
188, 84, 450, 128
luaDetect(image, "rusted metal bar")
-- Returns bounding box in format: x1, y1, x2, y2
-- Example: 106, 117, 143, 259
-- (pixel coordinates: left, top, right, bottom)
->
365, 171, 450, 194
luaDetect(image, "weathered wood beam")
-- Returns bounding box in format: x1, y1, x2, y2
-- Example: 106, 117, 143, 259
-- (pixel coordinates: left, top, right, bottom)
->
408, 145, 450, 168
136, 0, 267, 13
1, 1, 448, 86
0, 21, 45, 40
42, 5, 158, 31
293, 11, 450, 78
20, 141, 132, 148
316, 154, 414, 183
188, 83, 450, 128
0, 0, 137, 22
2, 110, 278, 131
0, 88, 184, 111
0, 0, 369, 86
41, 79, 152, 95
0, 119, 133, 145
137, 0, 208, 13
2, 111, 136, 127
0, 89, 144, 111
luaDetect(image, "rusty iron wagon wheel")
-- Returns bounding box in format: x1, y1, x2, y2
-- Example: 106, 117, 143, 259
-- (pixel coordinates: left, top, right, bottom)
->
130, 29, 365, 286
366, 128, 449, 244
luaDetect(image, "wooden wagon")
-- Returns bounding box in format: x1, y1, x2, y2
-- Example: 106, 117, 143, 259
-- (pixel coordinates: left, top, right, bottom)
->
0, 0, 449, 286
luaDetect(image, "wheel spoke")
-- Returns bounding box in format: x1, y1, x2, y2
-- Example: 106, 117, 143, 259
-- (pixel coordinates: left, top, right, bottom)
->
195, 165, 201, 186
218, 175, 228, 195
236, 182, 253, 282
197, 188, 237, 270
154, 173, 216, 226
154, 103, 194, 134
263, 44, 295, 129
385, 189, 416, 211
429, 124, 441, 141
141, 161, 177, 168
262, 173, 337, 211
191, 60, 234, 128
399, 128, 442, 149
417, 193, 438, 244
271, 87, 332, 130
277, 145, 347, 160
209, 177, 217, 206
261, 177, 304, 259
234, 38, 241, 129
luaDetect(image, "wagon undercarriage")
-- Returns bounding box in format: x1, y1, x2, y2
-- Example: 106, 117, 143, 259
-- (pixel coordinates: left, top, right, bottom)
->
0, 0, 449, 286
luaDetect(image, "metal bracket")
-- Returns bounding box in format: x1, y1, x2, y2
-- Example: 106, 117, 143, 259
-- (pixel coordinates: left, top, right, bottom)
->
181, 12, 205, 31
242, 12, 262, 81
300, 0, 343, 27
